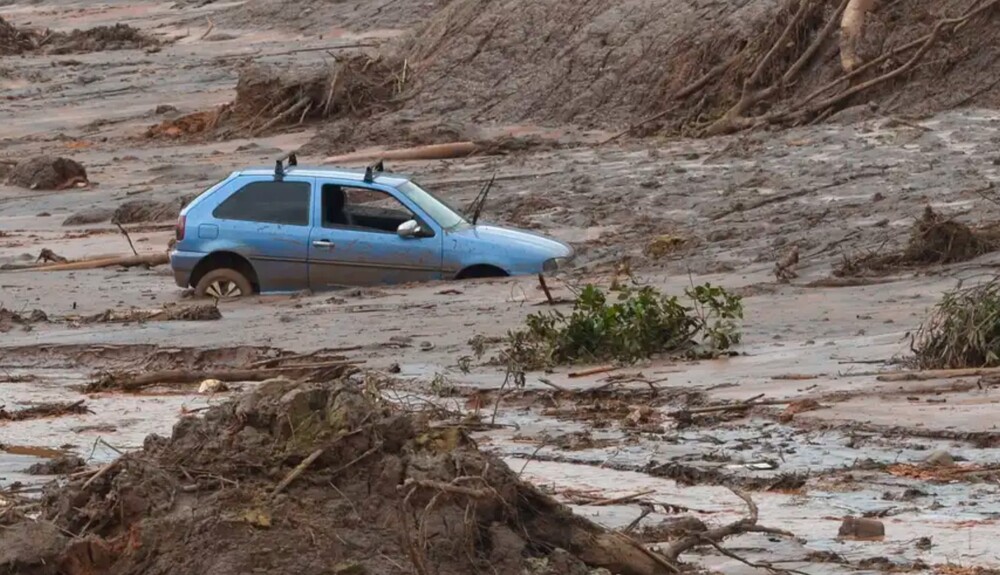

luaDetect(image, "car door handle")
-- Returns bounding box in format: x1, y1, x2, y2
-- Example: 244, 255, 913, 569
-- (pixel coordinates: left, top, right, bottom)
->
312, 240, 334, 248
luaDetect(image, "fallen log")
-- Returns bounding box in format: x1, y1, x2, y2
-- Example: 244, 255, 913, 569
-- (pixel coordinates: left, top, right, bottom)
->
88, 360, 363, 392
0, 400, 91, 421
876, 367, 1000, 382
10, 253, 168, 272
325, 141, 478, 164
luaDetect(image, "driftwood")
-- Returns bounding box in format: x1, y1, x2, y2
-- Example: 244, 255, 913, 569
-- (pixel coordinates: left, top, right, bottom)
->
11, 253, 169, 272
88, 360, 363, 392
325, 141, 478, 164
876, 367, 1000, 382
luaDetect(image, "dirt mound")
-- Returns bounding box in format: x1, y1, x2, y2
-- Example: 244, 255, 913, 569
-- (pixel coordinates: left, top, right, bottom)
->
398, 0, 1000, 135
2, 379, 671, 575
6, 156, 88, 190
0, 18, 156, 55
835, 206, 997, 276
62, 207, 114, 226
111, 194, 195, 224
0, 307, 48, 333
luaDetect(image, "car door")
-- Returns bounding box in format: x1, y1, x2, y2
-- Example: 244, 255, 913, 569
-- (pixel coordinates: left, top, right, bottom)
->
208, 175, 314, 292
308, 180, 443, 288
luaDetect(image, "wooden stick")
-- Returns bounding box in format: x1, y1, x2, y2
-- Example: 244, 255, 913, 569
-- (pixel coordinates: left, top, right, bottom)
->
877, 367, 1000, 382
590, 489, 656, 507
115, 223, 139, 257
82, 460, 119, 490
272, 448, 324, 495
538, 273, 555, 305
568, 365, 618, 378
11, 253, 169, 272
247, 348, 357, 368
96, 360, 362, 390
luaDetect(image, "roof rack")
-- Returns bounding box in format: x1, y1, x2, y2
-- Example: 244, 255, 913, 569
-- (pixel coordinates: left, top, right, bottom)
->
363, 159, 386, 183
274, 152, 298, 181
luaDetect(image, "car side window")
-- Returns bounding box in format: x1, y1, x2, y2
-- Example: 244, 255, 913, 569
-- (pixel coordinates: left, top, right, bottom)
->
321, 184, 426, 235
213, 181, 310, 226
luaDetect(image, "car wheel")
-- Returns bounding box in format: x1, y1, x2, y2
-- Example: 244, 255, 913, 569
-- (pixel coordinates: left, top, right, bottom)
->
194, 268, 253, 300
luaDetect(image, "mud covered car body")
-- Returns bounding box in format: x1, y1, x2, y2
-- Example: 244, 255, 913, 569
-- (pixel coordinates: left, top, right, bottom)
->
170, 158, 573, 296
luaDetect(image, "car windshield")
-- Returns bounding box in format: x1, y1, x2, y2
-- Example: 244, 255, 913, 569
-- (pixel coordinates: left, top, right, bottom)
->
396, 180, 467, 230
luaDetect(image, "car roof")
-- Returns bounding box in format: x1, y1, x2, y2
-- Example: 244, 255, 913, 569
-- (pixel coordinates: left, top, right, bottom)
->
236, 166, 411, 187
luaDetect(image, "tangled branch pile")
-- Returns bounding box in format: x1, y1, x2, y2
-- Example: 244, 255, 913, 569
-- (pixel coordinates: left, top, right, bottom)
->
0, 17, 156, 56
399, 0, 1000, 136
912, 279, 1000, 369
836, 206, 997, 276
504, 283, 743, 369
0, 378, 676, 575
148, 57, 403, 139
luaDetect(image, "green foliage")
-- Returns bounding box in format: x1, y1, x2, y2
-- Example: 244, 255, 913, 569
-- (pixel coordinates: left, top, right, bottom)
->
503, 283, 743, 369
913, 280, 1000, 369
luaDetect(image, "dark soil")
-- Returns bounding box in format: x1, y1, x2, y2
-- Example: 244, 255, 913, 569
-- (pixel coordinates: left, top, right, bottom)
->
0, 379, 671, 575
26, 455, 87, 476
6, 157, 87, 191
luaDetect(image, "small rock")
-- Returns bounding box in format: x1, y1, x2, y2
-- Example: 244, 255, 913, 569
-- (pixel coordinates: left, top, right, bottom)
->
838, 516, 885, 539
25, 455, 86, 475
154, 104, 178, 114
198, 379, 229, 394
915, 536, 932, 550
7, 156, 88, 190
922, 450, 954, 467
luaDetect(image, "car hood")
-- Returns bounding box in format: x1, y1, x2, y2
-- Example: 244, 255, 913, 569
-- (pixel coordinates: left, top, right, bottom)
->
447, 224, 572, 256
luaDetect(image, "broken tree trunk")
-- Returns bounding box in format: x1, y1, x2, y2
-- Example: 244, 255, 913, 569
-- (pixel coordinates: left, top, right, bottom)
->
840, 0, 877, 72
11, 253, 169, 272
877, 367, 1000, 381
89, 360, 363, 392
325, 141, 478, 164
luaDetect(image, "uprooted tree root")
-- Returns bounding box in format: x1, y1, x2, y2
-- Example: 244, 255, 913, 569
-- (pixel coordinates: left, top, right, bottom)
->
146, 56, 403, 139
835, 206, 997, 276
618, 0, 1000, 137
911, 279, 1000, 369
2, 378, 693, 575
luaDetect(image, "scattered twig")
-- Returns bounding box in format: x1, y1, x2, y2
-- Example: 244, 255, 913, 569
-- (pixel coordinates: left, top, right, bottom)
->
199, 16, 214, 40
272, 448, 324, 495
115, 222, 139, 257
568, 365, 618, 378
589, 489, 656, 506
538, 273, 555, 305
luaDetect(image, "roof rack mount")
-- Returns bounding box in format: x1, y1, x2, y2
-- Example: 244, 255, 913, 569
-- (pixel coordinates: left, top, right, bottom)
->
363, 159, 386, 183
274, 152, 298, 180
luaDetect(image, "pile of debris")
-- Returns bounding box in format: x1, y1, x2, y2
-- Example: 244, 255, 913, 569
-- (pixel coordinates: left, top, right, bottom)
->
0, 379, 675, 574
111, 194, 196, 225
396, 0, 1000, 135
146, 57, 401, 139
0, 307, 48, 333
0, 17, 157, 56
835, 206, 997, 276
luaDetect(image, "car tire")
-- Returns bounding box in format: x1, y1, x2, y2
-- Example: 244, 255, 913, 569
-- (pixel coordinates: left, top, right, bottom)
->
194, 268, 253, 300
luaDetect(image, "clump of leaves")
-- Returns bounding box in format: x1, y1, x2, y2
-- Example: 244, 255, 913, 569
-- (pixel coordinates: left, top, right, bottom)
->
912, 280, 1000, 369
503, 283, 743, 370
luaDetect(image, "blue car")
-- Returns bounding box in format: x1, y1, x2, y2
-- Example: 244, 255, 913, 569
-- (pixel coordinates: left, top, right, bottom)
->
170, 156, 574, 299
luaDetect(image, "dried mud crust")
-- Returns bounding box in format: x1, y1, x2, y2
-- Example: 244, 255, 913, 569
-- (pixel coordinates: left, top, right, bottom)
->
3, 379, 672, 575
0, 18, 157, 56
397, 0, 1000, 134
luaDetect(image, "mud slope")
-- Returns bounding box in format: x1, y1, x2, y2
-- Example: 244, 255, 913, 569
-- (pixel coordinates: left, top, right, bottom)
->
400, 0, 1000, 135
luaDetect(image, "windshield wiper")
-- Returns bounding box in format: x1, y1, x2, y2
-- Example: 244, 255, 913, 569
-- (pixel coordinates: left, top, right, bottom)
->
468, 172, 496, 225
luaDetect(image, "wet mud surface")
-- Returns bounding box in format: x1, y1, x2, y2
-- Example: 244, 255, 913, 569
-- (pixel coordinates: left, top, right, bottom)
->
4, 0, 1000, 574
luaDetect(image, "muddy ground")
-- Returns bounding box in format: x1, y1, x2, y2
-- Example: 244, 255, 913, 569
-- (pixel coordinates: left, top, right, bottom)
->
4, 1, 1000, 574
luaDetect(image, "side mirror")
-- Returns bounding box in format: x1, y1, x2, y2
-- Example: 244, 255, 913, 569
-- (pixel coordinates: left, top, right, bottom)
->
397, 219, 420, 238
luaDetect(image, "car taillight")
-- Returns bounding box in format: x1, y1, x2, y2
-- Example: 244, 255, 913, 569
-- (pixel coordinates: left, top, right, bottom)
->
176, 215, 186, 241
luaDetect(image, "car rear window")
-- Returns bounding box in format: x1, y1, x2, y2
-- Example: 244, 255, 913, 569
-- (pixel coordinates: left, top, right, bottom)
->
213, 181, 310, 226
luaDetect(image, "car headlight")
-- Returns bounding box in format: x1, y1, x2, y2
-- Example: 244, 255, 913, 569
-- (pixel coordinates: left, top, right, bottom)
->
543, 257, 570, 273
